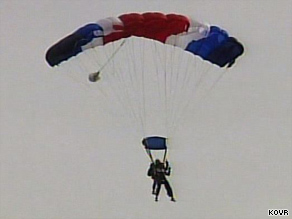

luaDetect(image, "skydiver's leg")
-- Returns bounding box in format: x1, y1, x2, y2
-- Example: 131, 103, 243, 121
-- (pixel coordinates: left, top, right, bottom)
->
152, 180, 157, 194
155, 183, 161, 201
164, 180, 175, 201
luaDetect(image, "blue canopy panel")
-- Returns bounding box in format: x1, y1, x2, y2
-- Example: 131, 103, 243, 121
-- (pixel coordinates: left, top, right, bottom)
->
45, 23, 103, 67
185, 26, 229, 62
142, 136, 167, 150
74, 23, 104, 47
206, 37, 244, 67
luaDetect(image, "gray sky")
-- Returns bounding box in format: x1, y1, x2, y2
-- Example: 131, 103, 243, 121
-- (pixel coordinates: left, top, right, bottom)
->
1, 0, 291, 218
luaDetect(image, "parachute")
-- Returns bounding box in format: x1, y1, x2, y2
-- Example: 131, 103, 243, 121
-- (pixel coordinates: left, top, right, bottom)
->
45, 12, 244, 162
46, 13, 243, 68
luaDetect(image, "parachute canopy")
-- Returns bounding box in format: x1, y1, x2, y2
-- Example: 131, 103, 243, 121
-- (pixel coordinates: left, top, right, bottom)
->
45, 12, 245, 164
142, 136, 167, 150
45, 12, 244, 68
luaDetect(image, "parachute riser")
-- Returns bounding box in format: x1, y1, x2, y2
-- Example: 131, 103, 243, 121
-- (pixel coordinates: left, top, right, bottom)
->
145, 148, 154, 163
145, 148, 168, 164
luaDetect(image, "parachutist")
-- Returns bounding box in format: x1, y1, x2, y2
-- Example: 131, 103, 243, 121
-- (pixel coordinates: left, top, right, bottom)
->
147, 159, 175, 202
89, 71, 101, 82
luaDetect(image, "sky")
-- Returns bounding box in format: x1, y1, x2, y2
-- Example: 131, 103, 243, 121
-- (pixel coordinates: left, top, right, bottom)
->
0, 0, 292, 219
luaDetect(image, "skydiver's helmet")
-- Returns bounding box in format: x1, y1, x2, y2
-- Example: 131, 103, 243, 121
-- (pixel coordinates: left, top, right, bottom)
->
155, 159, 161, 165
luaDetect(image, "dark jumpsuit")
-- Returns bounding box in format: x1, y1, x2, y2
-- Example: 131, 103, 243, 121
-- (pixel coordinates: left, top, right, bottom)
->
147, 162, 174, 200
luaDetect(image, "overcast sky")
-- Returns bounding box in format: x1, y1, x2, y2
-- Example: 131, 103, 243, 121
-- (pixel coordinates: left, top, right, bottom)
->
1, 0, 291, 218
